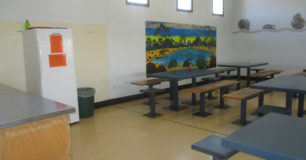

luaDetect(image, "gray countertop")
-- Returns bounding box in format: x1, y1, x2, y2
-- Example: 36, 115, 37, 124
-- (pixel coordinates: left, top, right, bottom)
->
0, 84, 75, 129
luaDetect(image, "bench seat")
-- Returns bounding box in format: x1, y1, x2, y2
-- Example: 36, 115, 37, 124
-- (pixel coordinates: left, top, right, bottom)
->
291, 72, 306, 76
192, 135, 238, 160
251, 68, 265, 73
182, 80, 239, 117
223, 88, 265, 125
132, 78, 168, 105
250, 69, 283, 78
223, 88, 264, 100
131, 78, 168, 86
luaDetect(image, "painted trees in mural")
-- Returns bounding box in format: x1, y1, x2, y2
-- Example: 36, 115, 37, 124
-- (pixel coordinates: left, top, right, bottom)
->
146, 21, 217, 74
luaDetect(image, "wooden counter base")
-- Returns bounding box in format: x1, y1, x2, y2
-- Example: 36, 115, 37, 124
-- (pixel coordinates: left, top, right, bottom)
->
0, 115, 71, 160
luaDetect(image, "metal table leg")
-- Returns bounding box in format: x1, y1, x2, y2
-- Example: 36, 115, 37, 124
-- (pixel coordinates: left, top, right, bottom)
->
247, 67, 251, 87
182, 78, 200, 105
251, 92, 264, 116
163, 80, 188, 111
237, 67, 241, 90
192, 78, 197, 105
286, 92, 293, 115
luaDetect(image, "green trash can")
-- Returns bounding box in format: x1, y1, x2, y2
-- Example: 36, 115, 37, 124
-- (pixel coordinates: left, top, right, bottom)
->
77, 87, 96, 119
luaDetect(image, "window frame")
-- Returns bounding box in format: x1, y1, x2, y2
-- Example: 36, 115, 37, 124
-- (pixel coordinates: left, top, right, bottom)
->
212, 0, 224, 16
126, 0, 150, 7
176, 0, 193, 13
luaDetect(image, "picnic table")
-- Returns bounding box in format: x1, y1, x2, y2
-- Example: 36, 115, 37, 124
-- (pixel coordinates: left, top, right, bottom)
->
148, 69, 221, 111
218, 62, 269, 89
222, 113, 306, 160
251, 75, 306, 117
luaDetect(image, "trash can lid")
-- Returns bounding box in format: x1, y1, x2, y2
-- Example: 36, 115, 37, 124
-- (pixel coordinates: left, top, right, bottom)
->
77, 87, 96, 97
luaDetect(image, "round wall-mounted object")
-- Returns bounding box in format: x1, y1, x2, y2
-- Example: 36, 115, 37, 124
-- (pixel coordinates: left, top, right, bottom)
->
238, 19, 250, 30
291, 13, 305, 30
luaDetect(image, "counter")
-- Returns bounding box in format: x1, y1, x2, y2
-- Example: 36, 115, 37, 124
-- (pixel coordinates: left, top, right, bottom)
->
0, 84, 75, 160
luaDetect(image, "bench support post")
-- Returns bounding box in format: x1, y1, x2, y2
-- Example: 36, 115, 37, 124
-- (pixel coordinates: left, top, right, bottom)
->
194, 92, 211, 117
215, 88, 231, 109
143, 92, 162, 118
232, 99, 250, 126
143, 84, 159, 105
236, 67, 241, 90
240, 100, 247, 125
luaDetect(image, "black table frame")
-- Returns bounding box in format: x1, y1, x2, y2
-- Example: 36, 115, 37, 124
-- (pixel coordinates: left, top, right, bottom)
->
148, 69, 221, 111
251, 76, 306, 117
218, 62, 269, 89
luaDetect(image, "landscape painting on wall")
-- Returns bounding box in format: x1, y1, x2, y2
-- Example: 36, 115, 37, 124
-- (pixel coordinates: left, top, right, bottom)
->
146, 21, 217, 74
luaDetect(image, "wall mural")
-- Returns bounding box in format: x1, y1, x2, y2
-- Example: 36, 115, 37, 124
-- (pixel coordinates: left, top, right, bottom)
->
146, 21, 217, 74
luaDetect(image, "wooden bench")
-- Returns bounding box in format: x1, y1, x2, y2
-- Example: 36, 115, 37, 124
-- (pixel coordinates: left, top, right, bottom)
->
202, 67, 235, 100
192, 135, 238, 160
251, 68, 265, 73
182, 80, 239, 117
132, 78, 168, 104
140, 88, 164, 118
251, 69, 283, 82
131, 78, 168, 88
291, 72, 306, 76
223, 88, 264, 125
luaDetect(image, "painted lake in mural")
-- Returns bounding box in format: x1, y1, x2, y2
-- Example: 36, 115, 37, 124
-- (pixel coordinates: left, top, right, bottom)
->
151, 48, 213, 66
146, 21, 217, 74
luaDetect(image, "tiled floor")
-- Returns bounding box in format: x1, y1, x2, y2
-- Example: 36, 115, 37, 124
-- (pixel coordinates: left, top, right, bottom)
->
70, 84, 302, 160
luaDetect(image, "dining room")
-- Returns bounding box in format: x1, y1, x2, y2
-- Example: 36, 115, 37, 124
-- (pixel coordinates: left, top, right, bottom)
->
0, 0, 306, 159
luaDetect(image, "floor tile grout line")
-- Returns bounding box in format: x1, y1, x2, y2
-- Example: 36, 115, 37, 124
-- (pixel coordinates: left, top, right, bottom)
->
116, 106, 227, 136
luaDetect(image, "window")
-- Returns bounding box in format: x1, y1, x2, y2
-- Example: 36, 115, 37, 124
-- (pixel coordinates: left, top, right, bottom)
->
177, 0, 193, 12
213, 0, 224, 16
126, 0, 149, 7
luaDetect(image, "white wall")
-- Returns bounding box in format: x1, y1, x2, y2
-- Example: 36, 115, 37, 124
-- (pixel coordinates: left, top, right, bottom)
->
0, 0, 110, 102
107, 0, 235, 99
0, 0, 236, 100
0, 0, 107, 24
232, 0, 306, 75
